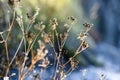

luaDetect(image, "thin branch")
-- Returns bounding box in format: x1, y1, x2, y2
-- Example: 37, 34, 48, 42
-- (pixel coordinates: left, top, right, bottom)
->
9, 37, 24, 66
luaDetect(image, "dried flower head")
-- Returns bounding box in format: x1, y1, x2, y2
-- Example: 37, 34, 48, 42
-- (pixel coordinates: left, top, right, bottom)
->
83, 22, 93, 31
68, 16, 76, 24
59, 33, 68, 43
77, 32, 87, 41
33, 50, 46, 63
26, 12, 32, 20
25, 32, 35, 44
38, 57, 50, 68
70, 58, 79, 70
51, 18, 58, 30
34, 22, 45, 31
38, 40, 45, 50
32, 40, 46, 65
64, 23, 70, 32
64, 23, 69, 28
41, 32, 51, 43
81, 41, 89, 50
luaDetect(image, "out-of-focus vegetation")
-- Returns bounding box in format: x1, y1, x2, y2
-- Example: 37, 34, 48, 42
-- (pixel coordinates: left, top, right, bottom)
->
21, 0, 82, 20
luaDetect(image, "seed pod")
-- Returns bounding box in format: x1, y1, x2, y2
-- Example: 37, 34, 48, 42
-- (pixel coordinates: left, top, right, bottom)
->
83, 22, 93, 31
51, 18, 58, 30
81, 41, 89, 50
68, 16, 76, 24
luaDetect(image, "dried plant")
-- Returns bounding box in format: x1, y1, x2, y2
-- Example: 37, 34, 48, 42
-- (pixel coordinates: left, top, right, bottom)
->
0, 1, 93, 80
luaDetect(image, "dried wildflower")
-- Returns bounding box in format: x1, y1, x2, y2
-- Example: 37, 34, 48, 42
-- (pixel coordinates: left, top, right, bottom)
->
26, 32, 35, 44
40, 24, 45, 31
70, 59, 79, 70
64, 23, 69, 31
32, 50, 46, 64
77, 32, 87, 41
81, 41, 89, 50
37, 41, 47, 59
26, 12, 32, 20
63, 32, 68, 38
51, 18, 58, 30
38, 40, 45, 49
37, 50, 47, 59
51, 23, 56, 30
32, 41, 46, 65
83, 22, 93, 31
41, 32, 51, 43
64, 23, 69, 28
68, 16, 76, 24
60, 33, 66, 38
1, 6, 91, 79
38, 57, 50, 68
34, 22, 45, 31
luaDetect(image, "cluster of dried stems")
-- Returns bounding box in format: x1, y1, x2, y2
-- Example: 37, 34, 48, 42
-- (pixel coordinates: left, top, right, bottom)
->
0, 0, 92, 80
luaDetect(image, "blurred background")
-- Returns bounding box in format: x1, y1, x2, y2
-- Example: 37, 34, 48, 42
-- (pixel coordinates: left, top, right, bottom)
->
0, 0, 120, 80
